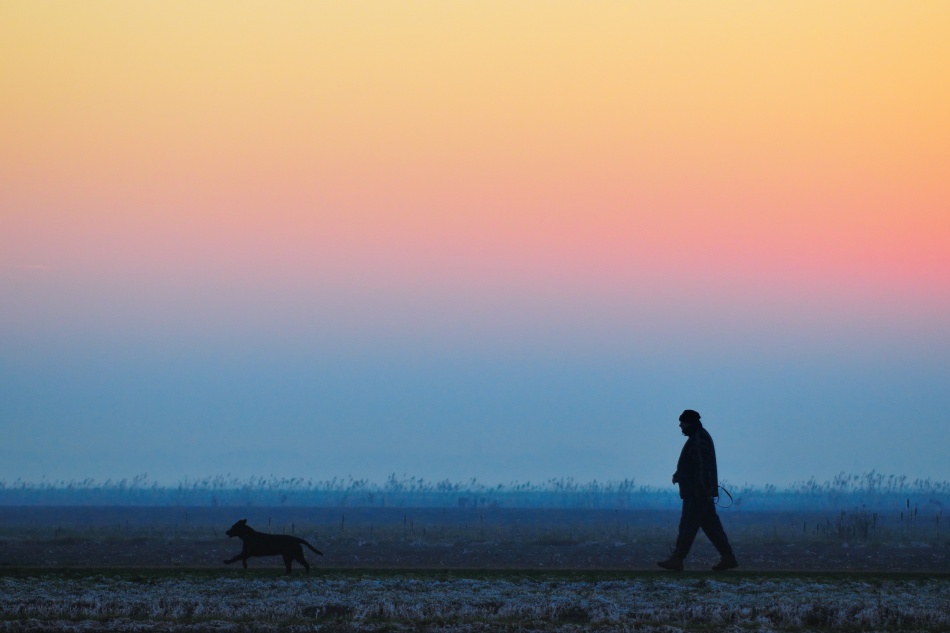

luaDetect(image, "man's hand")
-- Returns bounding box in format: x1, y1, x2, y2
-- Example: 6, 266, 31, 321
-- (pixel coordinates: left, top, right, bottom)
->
672, 473, 679, 484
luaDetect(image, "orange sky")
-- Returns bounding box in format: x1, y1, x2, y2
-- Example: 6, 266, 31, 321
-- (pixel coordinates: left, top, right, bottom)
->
2, 1, 949, 339
2, 2, 950, 486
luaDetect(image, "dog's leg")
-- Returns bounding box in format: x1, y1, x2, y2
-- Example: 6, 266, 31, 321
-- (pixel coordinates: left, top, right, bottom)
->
298, 555, 310, 573
224, 554, 250, 569
282, 554, 293, 574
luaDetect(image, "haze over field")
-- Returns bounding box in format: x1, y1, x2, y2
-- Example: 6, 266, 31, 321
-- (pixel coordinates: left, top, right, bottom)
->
2, 2, 948, 488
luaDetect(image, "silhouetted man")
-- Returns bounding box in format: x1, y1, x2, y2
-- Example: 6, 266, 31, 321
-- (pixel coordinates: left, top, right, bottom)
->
657, 409, 738, 571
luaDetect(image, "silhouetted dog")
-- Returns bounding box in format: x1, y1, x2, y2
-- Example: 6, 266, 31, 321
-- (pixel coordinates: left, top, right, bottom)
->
223, 519, 323, 574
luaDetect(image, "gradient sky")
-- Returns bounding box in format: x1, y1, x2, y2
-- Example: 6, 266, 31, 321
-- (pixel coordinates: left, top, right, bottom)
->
2, 2, 949, 489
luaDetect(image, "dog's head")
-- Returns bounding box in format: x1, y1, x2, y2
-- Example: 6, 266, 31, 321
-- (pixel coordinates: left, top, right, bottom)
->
226, 519, 252, 538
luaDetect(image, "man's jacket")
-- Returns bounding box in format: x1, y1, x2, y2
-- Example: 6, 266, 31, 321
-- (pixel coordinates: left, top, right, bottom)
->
675, 425, 719, 500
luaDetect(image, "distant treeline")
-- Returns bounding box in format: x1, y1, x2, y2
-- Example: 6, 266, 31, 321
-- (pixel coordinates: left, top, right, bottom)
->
1, 472, 947, 511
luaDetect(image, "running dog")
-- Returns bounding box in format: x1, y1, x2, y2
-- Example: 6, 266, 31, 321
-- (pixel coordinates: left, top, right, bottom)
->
223, 519, 323, 574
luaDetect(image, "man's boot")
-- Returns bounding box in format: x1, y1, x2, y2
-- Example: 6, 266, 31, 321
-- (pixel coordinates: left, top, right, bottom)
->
711, 554, 738, 571
656, 557, 683, 571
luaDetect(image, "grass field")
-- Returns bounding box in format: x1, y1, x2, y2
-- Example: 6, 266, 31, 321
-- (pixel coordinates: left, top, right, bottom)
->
2, 506, 947, 573
1, 505, 948, 630
1, 568, 949, 632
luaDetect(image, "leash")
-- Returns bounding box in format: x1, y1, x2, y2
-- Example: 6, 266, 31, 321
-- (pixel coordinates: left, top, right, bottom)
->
715, 485, 734, 508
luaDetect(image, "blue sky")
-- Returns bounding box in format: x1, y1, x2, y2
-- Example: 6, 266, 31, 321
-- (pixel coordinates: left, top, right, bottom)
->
2, 2, 949, 492
3, 321, 947, 489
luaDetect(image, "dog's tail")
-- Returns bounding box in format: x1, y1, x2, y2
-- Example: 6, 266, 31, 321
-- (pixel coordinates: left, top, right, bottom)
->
297, 538, 323, 556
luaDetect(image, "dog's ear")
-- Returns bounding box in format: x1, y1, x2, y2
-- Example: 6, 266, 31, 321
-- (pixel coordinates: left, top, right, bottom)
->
239, 519, 247, 525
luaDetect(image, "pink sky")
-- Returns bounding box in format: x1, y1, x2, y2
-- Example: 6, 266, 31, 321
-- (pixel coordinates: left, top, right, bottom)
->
2, 2, 949, 485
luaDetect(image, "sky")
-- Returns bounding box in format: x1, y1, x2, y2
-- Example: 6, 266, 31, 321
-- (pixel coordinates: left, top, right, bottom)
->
2, 2, 949, 490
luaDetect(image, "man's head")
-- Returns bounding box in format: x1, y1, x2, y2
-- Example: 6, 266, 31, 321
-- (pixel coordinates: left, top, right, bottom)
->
678, 409, 701, 436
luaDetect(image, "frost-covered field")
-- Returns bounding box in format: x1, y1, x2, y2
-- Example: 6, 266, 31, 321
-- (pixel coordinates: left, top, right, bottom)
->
1, 571, 948, 632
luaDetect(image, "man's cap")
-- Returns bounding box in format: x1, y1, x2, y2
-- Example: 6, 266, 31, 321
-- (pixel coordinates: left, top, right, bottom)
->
679, 409, 701, 423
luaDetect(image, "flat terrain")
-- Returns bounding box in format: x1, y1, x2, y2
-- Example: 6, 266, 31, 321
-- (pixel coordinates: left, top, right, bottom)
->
1, 568, 949, 632
1, 506, 948, 631
1, 506, 947, 572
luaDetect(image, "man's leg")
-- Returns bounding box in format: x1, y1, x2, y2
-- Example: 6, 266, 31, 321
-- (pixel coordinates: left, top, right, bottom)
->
673, 498, 705, 559
658, 499, 703, 569
700, 503, 738, 570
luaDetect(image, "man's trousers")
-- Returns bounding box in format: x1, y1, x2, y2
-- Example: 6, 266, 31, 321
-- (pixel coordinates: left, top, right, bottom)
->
672, 496, 734, 560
